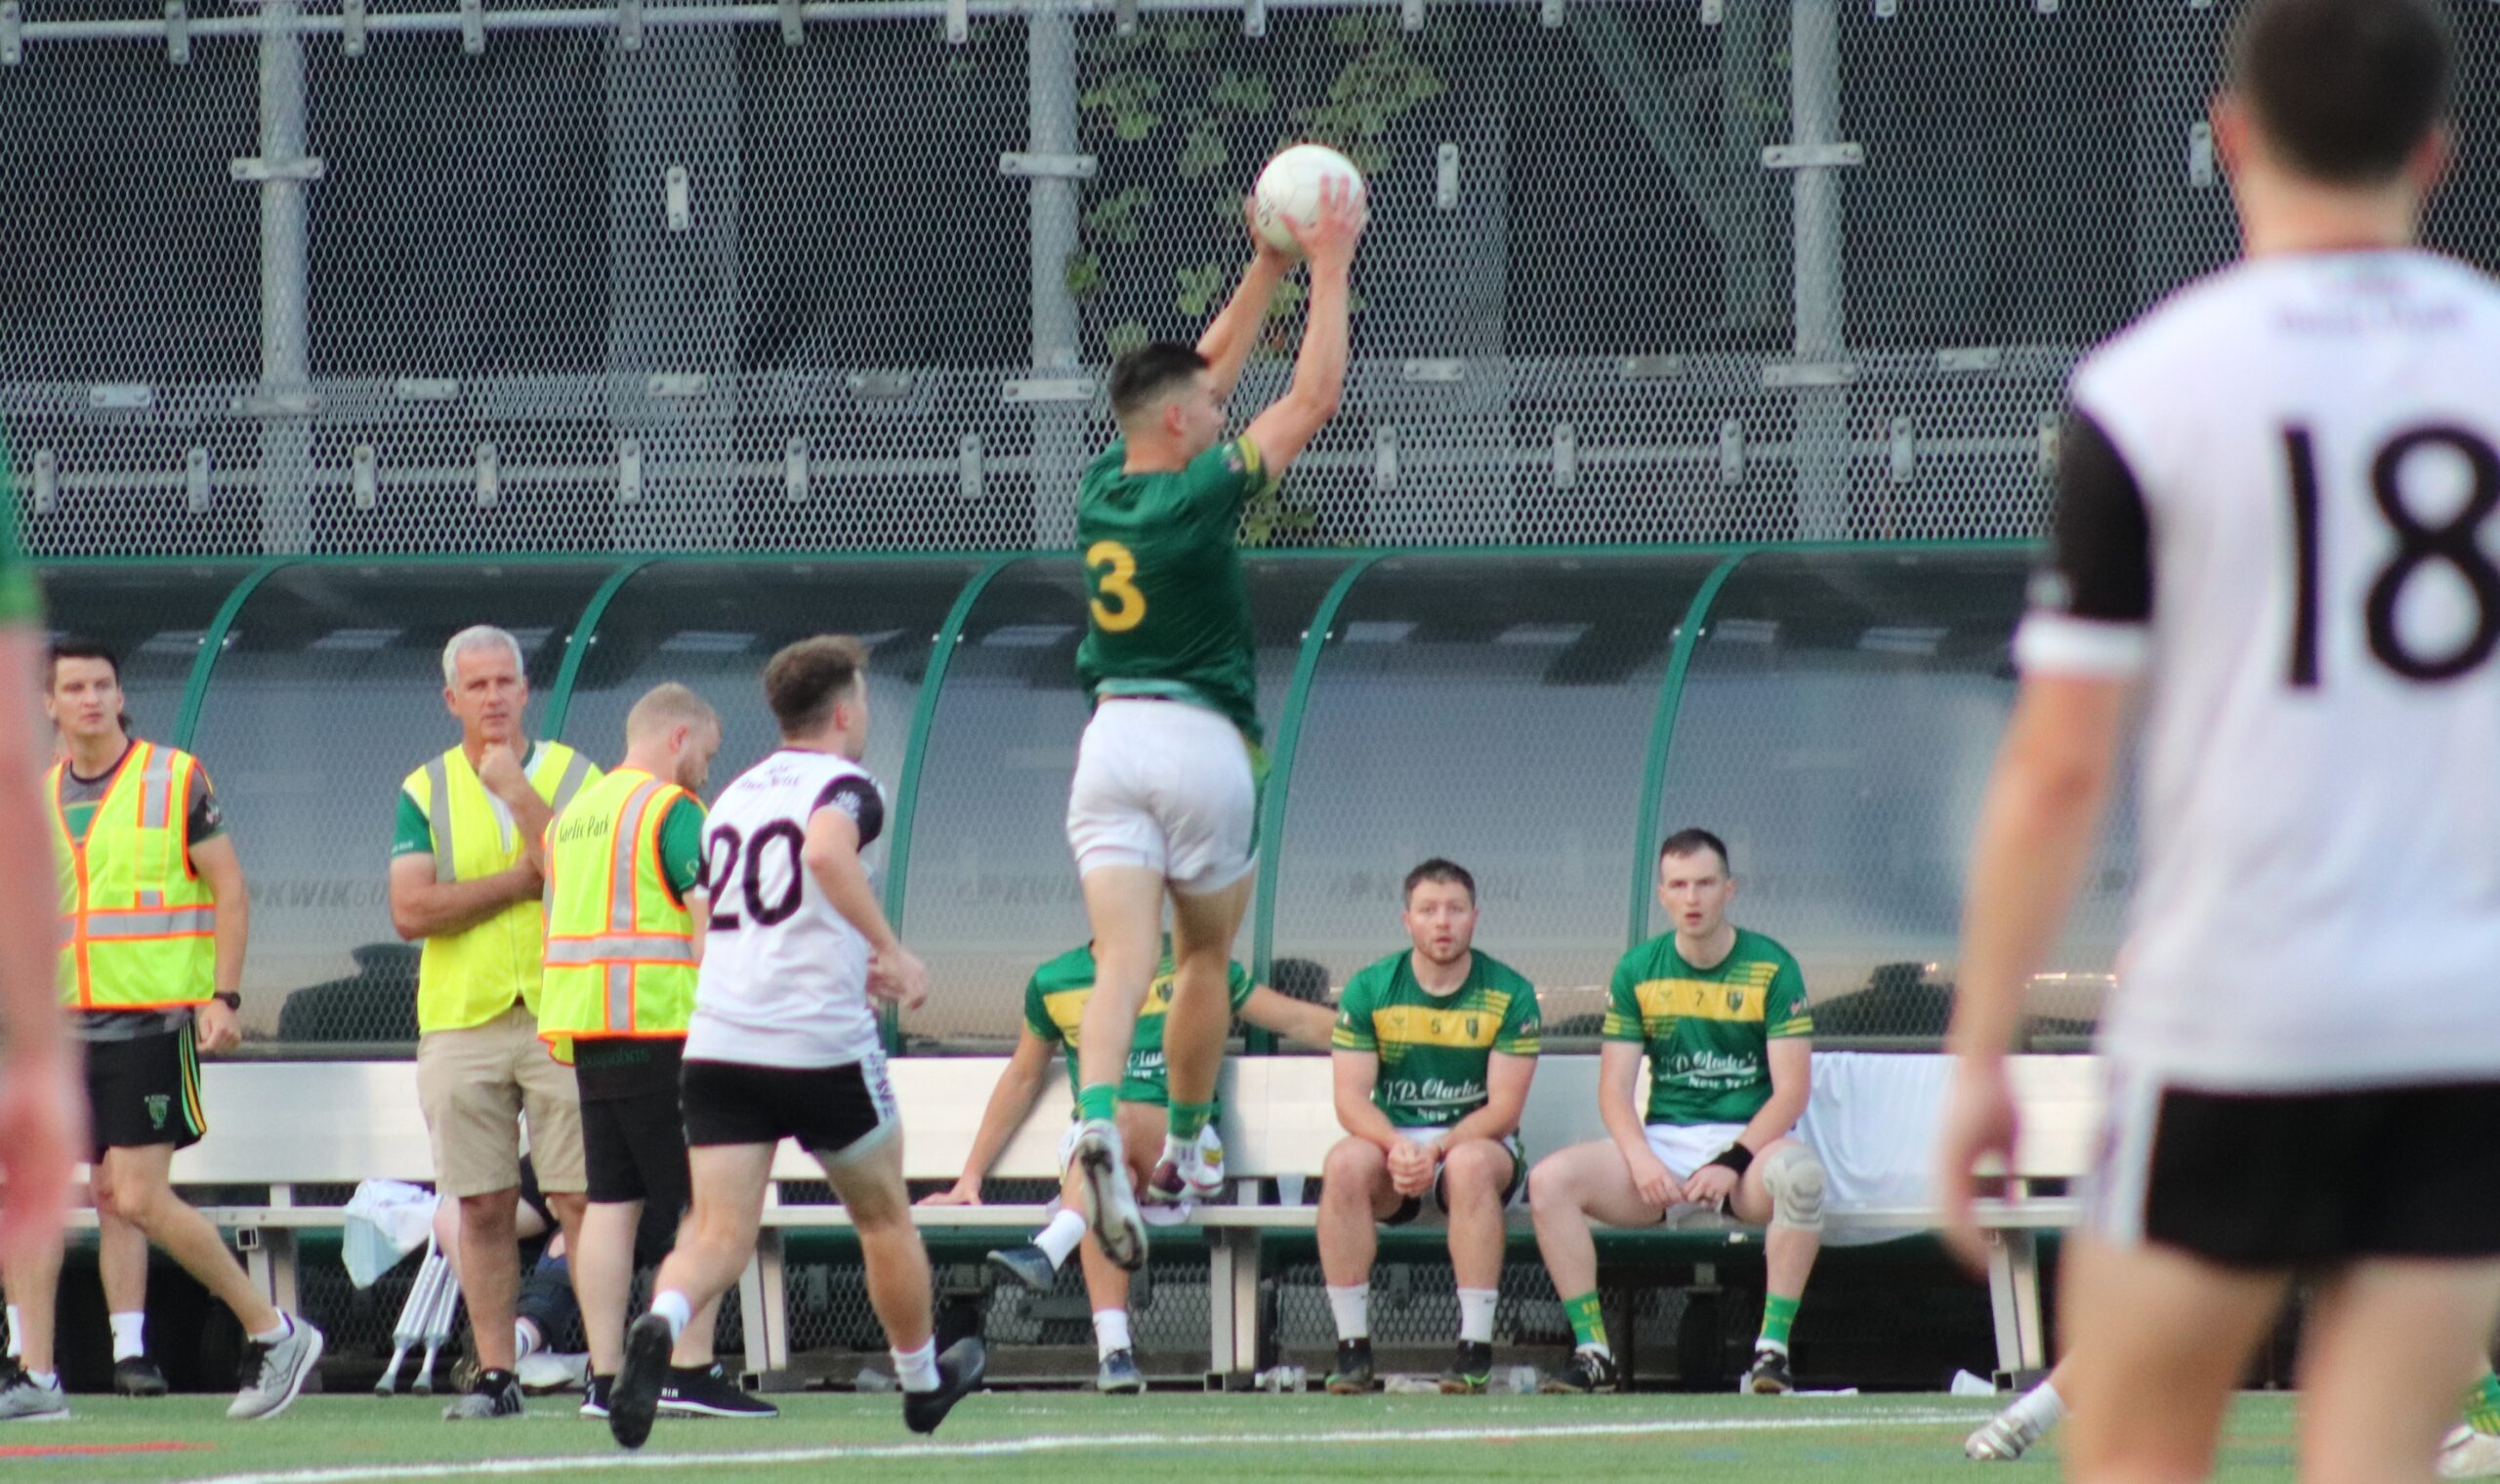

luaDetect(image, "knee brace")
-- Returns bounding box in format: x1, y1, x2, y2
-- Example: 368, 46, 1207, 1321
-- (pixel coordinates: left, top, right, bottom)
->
1762, 1143, 1826, 1234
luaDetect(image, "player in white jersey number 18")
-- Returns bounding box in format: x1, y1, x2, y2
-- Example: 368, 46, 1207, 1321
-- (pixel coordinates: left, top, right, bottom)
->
1939, 4, 2500, 1483
604, 638, 982, 1450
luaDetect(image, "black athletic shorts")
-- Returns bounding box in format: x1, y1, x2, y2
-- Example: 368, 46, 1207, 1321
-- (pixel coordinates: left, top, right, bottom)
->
679, 1053, 896, 1163
2094, 1069, 2500, 1266
577, 1043, 691, 1209
84, 1023, 206, 1156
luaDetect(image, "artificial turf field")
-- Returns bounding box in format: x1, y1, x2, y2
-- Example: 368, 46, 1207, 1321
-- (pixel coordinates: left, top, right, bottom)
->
1, 1391, 2307, 1484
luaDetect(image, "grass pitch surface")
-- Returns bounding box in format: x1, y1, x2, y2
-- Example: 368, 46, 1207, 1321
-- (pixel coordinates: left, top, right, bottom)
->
0, 1389, 2303, 1483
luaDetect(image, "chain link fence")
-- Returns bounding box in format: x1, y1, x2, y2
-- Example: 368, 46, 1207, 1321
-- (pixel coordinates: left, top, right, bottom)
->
27, 1, 2500, 556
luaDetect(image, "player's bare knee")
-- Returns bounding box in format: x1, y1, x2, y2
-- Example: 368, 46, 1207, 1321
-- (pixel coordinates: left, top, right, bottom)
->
1760, 1143, 1826, 1234
1527, 1157, 1579, 1216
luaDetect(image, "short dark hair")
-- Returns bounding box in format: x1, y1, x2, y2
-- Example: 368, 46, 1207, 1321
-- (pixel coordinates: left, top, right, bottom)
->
1403, 857, 1477, 904
1108, 342, 1210, 424
1658, 828, 1730, 875
2229, 0, 2452, 186
764, 635, 868, 736
47, 639, 120, 692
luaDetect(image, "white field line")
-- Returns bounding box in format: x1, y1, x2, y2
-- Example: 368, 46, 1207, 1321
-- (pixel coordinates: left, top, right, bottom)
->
177, 1409, 1974, 1484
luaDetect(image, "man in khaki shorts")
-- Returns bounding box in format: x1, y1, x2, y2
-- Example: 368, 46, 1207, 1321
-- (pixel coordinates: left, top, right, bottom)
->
388, 625, 599, 1420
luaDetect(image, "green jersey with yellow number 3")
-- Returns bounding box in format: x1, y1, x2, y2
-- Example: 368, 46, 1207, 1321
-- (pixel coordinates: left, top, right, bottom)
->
1074, 434, 1273, 747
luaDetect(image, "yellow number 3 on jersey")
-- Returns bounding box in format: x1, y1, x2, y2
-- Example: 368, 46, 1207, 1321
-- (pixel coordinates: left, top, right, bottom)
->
1087, 540, 1146, 633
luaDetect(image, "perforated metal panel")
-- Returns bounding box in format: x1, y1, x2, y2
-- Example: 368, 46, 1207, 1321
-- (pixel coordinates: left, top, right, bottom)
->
29, 1, 2500, 557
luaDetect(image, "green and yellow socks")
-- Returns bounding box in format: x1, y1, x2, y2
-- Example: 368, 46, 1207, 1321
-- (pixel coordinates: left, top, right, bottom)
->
1563, 1291, 1610, 1359
1076, 1082, 1118, 1126
1758, 1295, 1801, 1355
2466, 1369, 2500, 1436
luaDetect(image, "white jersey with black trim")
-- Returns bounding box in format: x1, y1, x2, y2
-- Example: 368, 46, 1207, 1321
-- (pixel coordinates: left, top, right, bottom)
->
685, 747, 890, 1070
2019, 249, 2500, 1092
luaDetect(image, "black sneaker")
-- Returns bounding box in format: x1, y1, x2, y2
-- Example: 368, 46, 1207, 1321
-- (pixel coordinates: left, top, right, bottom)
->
113, 1356, 169, 1397
1324, 1339, 1377, 1395
441, 1368, 524, 1421
1438, 1340, 1494, 1395
901, 1338, 986, 1435
985, 1242, 1059, 1294
660, 1362, 778, 1420
605, 1313, 673, 1449
580, 1375, 612, 1420
1538, 1347, 1619, 1394
1744, 1345, 1794, 1394
1096, 1347, 1146, 1395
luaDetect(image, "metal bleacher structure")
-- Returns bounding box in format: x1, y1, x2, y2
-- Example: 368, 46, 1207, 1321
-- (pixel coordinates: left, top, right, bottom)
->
21, 0, 2500, 1388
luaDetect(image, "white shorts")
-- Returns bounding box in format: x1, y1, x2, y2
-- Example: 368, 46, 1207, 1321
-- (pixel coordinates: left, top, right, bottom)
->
1380, 1128, 1527, 1226
1644, 1123, 1749, 1182
1065, 699, 1257, 895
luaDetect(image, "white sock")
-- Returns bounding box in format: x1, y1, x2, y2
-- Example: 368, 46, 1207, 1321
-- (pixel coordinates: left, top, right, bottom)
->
514, 1318, 542, 1362
1326, 1285, 1370, 1342
109, 1310, 146, 1362
6, 1302, 21, 1358
893, 1338, 940, 1394
651, 1290, 693, 1341
1034, 1210, 1087, 1269
249, 1315, 292, 1345
2011, 1380, 2066, 1430
1456, 1288, 1497, 1345
1755, 1337, 1789, 1356
25, 1369, 57, 1390
1094, 1308, 1132, 1361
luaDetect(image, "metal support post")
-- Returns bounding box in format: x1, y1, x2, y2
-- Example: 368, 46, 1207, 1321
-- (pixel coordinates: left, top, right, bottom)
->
1026, 2, 1087, 546
1787, 0, 1849, 539
253, 0, 315, 553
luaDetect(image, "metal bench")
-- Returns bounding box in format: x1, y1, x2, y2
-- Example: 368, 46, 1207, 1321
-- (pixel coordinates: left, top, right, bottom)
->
123, 1051, 2099, 1383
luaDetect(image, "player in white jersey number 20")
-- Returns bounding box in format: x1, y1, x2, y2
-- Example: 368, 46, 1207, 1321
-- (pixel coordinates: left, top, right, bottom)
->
604, 637, 983, 1450
1939, 4, 2500, 1482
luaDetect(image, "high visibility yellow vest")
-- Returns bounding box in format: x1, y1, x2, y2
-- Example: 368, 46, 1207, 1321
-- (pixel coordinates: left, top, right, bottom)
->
538, 767, 700, 1063
49, 741, 217, 1010
399, 741, 596, 1034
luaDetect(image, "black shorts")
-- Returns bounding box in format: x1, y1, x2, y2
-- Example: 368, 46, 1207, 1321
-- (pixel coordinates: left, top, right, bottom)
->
2094, 1069, 2500, 1266
84, 1023, 205, 1156
680, 1054, 896, 1164
579, 1048, 692, 1211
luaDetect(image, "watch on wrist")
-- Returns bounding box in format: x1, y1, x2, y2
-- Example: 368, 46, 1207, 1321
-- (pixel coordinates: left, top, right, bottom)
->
212, 991, 241, 1011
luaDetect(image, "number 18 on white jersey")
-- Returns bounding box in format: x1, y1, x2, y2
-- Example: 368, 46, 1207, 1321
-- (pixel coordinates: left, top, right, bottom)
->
686, 747, 890, 1070
2019, 249, 2500, 1092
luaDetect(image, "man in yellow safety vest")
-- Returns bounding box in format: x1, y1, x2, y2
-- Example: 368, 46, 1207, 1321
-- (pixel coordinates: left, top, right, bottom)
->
388, 624, 598, 1421
1, 640, 324, 1423
535, 683, 770, 1423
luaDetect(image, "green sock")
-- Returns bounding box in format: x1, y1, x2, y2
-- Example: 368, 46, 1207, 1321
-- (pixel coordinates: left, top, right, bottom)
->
1076, 1082, 1118, 1125
2467, 1370, 2500, 1436
1759, 1295, 1801, 1351
1562, 1292, 1609, 1353
1167, 1101, 1214, 1143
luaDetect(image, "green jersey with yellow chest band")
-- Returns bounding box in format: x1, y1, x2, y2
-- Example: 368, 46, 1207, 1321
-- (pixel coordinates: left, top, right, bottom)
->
1024, 938, 1256, 1107
1074, 435, 1274, 747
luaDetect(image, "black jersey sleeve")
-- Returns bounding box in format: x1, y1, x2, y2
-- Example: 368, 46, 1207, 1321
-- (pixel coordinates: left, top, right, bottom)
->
2036, 410, 2154, 625
811, 776, 886, 849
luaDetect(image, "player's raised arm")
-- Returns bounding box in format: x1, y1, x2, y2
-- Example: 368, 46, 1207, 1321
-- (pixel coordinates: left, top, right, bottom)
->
1194, 206, 1292, 403
1241, 176, 1364, 478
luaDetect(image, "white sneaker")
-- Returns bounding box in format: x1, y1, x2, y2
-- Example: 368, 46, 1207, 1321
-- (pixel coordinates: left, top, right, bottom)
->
517, 1349, 590, 1393
1965, 1407, 2048, 1462
229, 1316, 325, 1421
0, 1367, 68, 1422
1070, 1118, 1146, 1271
2440, 1425, 2500, 1479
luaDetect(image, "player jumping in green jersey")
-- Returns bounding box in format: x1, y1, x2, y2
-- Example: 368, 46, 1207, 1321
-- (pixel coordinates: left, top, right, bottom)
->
1316, 860, 1540, 1397
917, 940, 1328, 1392
1527, 829, 1826, 1396
1062, 174, 1365, 1270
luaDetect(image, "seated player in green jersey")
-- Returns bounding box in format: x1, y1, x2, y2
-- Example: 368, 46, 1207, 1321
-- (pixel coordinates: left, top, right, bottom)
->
1528, 829, 1825, 1396
918, 938, 1329, 1394
1318, 860, 1541, 1397
1062, 178, 1367, 1273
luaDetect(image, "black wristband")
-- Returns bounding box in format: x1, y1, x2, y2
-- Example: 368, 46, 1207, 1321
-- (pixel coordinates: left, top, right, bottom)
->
1707, 1142, 1754, 1176
211, 991, 241, 1011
